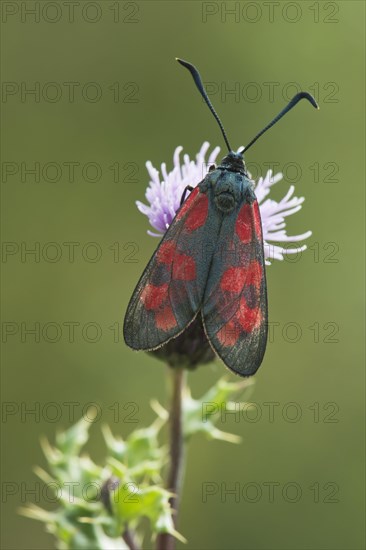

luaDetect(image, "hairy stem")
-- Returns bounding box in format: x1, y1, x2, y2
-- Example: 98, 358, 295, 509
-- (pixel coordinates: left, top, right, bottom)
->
122, 527, 140, 550
156, 367, 186, 550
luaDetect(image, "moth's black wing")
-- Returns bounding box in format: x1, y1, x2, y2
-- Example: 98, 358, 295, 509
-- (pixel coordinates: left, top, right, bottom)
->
202, 198, 268, 377
123, 186, 221, 350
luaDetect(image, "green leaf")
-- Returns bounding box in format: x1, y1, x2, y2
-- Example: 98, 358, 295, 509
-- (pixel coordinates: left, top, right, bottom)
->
182, 376, 254, 442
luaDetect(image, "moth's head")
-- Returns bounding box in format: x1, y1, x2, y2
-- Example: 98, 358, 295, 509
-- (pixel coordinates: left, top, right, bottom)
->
219, 151, 246, 175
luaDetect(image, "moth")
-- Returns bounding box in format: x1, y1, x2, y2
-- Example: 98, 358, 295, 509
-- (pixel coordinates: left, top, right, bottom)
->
123, 59, 318, 377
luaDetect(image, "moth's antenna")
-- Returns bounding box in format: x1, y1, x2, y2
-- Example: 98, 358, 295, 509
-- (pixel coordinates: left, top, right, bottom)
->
176, 58, 232, 153
242, 92, 319, 154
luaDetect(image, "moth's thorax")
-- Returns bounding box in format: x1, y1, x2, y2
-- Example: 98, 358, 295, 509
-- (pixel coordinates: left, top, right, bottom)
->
204, 152, 254, 214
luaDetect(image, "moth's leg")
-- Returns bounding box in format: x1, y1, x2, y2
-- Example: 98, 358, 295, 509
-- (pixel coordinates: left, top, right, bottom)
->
180, 185, 194, 206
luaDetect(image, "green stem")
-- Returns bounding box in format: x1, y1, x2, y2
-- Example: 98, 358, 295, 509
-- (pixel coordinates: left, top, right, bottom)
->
156, 367, 186, 550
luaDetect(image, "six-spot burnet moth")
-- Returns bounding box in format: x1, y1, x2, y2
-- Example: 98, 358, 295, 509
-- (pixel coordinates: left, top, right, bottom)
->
123, 59, 319, 377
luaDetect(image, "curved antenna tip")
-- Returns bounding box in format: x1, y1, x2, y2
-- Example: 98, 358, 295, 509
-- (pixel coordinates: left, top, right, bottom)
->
301, 91, 319, 110
243, 91, 319, 153
176, 58, 232, 152
176, 58, 192, 70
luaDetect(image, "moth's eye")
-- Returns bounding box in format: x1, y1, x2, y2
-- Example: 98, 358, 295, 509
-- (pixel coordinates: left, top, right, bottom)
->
208, 164, 216, 172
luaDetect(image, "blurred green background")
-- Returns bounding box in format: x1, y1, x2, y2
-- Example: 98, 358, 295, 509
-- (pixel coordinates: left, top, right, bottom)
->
1, 1, 365, 548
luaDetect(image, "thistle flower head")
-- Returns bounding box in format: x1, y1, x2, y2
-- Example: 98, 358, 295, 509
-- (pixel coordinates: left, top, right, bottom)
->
136, 142, 312, 264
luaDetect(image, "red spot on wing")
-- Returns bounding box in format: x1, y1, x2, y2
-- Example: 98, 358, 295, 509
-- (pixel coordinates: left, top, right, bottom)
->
141, 283, 168, 310
157, 241, 176, 264
237, 296, 262, 333
235, 203, 252, 243
253, 201, 263, 239
247, 260, 262, 290
155, 305, 177, 331
157, 241, 196, 282
216, 301, 262, 346
217, 320, 240, 347
220, 261, 262, 294
185, 194, 209, 231
220, 267, 247, 293
176, 187, 200, 220
173, 253, 196, 281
